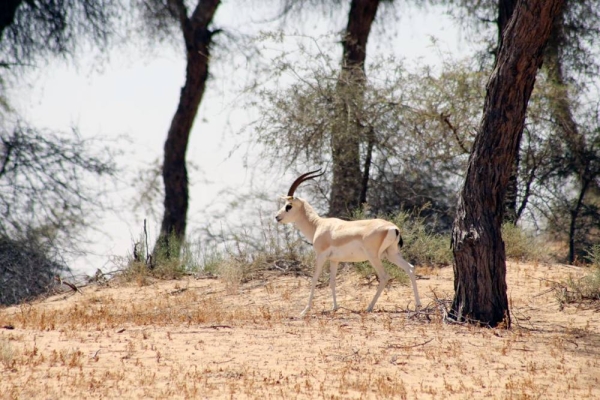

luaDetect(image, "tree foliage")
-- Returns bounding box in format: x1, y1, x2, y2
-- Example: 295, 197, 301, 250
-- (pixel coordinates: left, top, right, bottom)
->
433, 0, 600, 261
0, 117, 117, 305
0, 0, 121, 68
252, 39, 482, 229
0, 121, 118, 250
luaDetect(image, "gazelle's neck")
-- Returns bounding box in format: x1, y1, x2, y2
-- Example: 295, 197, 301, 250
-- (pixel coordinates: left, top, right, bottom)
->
294, 198, 321, 242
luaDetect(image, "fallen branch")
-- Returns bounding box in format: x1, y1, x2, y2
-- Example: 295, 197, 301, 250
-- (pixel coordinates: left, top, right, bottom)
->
385, 338, 434, 349
54, 276, 82, 294
200, 325, 233, 330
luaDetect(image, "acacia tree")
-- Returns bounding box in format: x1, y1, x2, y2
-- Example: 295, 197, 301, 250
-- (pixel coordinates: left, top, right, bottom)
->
441, 0, 600, 258
544, 8, 600, 263
450, 0, 564, 327
139, 0, 221, 260
329, 0, 380, 218
270, 0, 382, 217
0, 0, 121, 303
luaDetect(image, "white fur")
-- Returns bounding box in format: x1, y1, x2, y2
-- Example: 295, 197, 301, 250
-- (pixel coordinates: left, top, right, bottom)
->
276, 196, 422, 316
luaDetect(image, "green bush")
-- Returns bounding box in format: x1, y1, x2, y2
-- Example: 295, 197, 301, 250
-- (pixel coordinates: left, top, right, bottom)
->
585, 244, 600, 267
389, 209, 453, 267
501, 222, 553, 263
557, 245, 600, 305
121, 231, 198, 283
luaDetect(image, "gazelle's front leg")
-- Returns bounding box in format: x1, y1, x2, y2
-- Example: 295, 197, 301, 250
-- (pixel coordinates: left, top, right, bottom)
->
329, 261, 339, 311
300, 255, 327, 316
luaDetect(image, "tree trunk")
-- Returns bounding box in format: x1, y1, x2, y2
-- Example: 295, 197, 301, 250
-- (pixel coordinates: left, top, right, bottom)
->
329, 0, 379, 218
568, 178, 591, 264
360, 126, 375, 206
497, 0, 520, 224
496, 0, 518, 58
154, 0, 220, 261
544, 12, 593, 264
503, 155, 520, 224
451, 0, 564, 327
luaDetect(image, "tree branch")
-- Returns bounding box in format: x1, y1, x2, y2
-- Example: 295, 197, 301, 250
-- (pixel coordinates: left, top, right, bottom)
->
441, 113, 469, 154
167, 0, 189, 31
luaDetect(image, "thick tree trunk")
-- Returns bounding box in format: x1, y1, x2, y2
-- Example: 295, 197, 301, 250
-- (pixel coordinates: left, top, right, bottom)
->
154, 0, 220, 261
496, 0, 518, 57
497, 0, 520, 224
451, 0, 563, 327
503, 155, 520, 224
329, 0, 379, 218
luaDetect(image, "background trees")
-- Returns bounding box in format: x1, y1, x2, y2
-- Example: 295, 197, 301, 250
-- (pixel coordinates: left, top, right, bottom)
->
0, 0, 119, 68
1, 0, 599, 314
439, 0, 600, 261
0, 0, 122, 303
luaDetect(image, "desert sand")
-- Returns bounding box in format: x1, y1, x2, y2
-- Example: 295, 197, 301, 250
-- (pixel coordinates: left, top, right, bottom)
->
1, 261, 599, 399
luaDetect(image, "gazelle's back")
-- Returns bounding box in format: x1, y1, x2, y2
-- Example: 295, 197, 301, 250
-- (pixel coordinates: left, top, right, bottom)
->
313, 218, 400, 262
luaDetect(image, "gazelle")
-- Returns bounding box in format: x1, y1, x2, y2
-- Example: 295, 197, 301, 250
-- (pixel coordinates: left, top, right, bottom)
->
275, 169, 422, 316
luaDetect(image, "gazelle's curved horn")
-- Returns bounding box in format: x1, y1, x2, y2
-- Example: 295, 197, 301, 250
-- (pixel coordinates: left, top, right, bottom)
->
287, 169, 324, 197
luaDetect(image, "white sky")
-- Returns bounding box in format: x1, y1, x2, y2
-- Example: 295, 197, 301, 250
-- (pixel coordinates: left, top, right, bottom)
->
9, 3, 473, 276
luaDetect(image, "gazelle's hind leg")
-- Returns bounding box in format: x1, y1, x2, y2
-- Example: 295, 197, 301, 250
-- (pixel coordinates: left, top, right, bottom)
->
386, 248, 422, 308
329, 261, 339, 311
366, 254, 390, 312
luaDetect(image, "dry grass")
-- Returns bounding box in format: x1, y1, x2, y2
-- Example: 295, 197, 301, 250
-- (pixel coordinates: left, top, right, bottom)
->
1, 262, 599, 399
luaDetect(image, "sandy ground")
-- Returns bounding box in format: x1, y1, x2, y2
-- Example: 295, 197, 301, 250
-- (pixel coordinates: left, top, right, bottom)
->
1, 261, 599, 399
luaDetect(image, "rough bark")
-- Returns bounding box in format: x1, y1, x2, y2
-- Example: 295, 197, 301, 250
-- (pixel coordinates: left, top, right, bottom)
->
329, 0, 379, 218
496, 0, 518, 56
451, 0, 564, 327
497, 0, 520, 224
154, 0, 220, 260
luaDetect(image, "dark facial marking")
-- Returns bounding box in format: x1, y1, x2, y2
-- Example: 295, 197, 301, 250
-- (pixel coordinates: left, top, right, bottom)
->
285, 204, 292, 212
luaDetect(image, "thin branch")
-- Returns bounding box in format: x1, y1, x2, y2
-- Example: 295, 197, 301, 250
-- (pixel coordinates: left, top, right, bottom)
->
384, 338, 434, 349
441, 113, 469, 154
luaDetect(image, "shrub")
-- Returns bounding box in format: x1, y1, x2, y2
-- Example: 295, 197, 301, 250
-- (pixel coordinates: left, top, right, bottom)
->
502, 222, 553, 263
0, 235, 66, 306
557, 245, 600, 305
585, 244, 600, 267
119, 231, 198, 284
389, 209, 453, 267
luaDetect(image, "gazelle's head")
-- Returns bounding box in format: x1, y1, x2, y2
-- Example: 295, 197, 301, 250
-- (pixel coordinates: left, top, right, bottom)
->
275, 169, 324, 224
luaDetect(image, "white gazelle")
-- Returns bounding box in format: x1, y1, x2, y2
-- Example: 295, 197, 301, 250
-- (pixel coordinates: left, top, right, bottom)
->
275, 169, 422, 316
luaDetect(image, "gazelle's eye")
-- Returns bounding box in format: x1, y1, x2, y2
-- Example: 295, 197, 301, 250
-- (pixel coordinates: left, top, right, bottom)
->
285, 204, 292, 212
